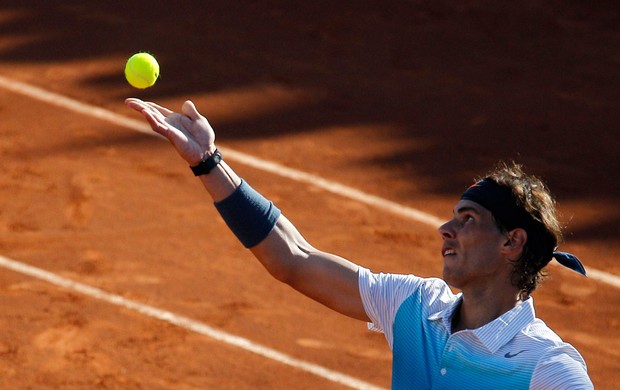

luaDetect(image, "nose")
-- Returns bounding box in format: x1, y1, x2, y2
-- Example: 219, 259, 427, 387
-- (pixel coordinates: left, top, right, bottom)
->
438, 219, 455, 240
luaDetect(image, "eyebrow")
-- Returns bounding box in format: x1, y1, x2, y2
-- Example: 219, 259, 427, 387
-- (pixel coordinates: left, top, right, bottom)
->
454, 206, 481, 216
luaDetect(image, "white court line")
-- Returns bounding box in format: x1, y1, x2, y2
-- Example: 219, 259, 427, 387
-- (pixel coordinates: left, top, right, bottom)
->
1, 74, 616, 288
0, 255, 383, 390
586, 268, 620, 289
0, 74, 619, 382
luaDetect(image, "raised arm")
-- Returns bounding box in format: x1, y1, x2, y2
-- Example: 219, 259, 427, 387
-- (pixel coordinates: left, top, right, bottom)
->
125, 98, 369, 321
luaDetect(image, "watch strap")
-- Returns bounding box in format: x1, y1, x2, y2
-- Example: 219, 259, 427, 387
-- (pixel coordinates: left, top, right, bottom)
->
190, 149, 222, 176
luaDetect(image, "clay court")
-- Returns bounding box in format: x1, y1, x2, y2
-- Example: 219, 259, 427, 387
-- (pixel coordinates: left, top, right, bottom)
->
0, 1, 619, 388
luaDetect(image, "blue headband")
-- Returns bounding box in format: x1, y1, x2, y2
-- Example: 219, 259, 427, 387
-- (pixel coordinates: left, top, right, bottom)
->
461, 179, 587, 276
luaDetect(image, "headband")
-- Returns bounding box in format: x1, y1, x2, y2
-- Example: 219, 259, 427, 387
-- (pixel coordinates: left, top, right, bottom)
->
461, 179, 587, 276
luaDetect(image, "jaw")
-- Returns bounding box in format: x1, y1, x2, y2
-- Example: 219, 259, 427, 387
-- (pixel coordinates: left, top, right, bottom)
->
442, 256, 463, 288
443, 259, 516, 297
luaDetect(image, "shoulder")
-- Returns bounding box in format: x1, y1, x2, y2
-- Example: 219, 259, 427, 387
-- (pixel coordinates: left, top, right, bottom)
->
523, 320, 593, 389
358, 267, 451, 304
358, 268, 458, 348
358, 267, 456, 331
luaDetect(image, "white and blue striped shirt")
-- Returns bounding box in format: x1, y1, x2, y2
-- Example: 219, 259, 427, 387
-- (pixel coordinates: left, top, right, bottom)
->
358, 267, 593, 389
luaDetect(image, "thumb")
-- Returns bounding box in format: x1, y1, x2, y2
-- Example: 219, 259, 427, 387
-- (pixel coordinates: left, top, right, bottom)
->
181, 100, 202, 120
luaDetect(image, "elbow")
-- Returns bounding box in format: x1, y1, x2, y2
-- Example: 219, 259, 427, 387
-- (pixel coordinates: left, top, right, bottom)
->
265, 261, 295, 285
270, 268, 296, 287
266, 248, 306, 287
249, 217, 312, 287
250, 239, 310, 287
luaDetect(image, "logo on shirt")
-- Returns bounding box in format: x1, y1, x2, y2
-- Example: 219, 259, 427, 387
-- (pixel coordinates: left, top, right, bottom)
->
504, 350, 527, 358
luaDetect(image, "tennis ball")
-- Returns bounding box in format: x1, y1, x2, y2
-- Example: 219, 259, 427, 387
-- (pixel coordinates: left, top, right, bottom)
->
124, 52, 159, 89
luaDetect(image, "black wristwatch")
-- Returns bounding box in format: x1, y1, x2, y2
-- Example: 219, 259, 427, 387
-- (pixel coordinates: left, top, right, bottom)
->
190, 149, 222, 176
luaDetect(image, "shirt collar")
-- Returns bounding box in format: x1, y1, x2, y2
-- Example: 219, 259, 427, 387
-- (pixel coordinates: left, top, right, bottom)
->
427, 292, 462, 330
428, 296, 537, 354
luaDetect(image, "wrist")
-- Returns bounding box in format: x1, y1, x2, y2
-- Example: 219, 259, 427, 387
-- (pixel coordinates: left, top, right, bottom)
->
202, 144, 218, 161
189, 145, 216, 165
190, 147, 222, 176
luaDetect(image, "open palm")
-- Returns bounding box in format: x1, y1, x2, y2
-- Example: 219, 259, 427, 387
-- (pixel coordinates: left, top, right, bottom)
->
125, 98, 216, 166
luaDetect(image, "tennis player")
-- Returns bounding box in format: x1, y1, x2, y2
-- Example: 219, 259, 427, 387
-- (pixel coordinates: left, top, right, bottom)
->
126, 98, 593, 389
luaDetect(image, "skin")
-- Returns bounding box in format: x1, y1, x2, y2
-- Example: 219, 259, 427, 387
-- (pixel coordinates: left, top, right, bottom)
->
125, 98, 368, 321
439, 200, 527, 331
125, 98, 528, 332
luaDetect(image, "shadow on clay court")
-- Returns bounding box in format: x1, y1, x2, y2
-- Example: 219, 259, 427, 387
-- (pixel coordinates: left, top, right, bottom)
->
1, 0, 619, 232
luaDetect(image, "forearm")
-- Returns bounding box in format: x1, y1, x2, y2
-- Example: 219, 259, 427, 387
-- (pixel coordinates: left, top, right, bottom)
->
196, 154, 333, 285
198, 158, 242, 202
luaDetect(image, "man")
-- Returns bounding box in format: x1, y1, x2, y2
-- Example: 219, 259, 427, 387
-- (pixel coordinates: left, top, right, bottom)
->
125, 98, 593, 389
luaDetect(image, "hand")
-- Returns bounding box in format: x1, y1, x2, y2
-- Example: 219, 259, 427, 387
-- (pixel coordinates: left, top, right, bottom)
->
125, 98, 216, 166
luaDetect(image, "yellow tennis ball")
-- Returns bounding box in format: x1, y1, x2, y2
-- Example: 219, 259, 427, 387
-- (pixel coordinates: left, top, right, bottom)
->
124, 52, 159, 89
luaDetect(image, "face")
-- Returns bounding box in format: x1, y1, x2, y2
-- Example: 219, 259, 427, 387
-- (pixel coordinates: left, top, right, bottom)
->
438, 200, 511, 290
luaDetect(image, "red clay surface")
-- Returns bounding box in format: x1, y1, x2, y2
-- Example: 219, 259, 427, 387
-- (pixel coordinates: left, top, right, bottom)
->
0, 1, 619, 388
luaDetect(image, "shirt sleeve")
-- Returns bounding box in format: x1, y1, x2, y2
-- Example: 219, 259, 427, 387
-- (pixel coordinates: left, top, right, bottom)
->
358, 266, 424, 348
530, 344, 593, 389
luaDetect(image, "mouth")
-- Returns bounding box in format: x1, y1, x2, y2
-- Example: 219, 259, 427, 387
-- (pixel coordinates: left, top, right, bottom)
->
442, 248, 456, 257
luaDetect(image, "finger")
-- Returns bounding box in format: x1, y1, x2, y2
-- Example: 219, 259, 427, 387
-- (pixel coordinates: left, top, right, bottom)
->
141, 102, 167, 119
145, 101, 175, 116
142, 108, 169, 134
181, 100, 202, 121
126, 99, 169, 127
125, 98, 147, 112
136, 104, 173, 132
125, 99, 166, 129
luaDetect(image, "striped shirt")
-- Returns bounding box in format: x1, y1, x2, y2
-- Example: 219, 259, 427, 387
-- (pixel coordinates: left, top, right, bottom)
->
358, 267, 593, 389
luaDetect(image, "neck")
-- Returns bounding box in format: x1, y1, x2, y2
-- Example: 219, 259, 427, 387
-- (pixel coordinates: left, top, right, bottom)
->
452, 287, 522, 333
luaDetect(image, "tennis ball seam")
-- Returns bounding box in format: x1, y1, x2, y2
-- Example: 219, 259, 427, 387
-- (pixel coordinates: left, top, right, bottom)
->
127, 58, 153, 85
125, 53, 159, 89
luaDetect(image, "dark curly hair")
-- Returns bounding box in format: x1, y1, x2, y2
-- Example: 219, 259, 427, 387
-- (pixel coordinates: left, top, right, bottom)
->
481, 161, 563, 295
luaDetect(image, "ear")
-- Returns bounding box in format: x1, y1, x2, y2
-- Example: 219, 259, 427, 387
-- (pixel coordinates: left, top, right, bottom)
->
501, 228, 527, 258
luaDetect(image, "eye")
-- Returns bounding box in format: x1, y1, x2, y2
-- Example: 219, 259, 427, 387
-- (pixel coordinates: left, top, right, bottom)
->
462, 214, 475, 224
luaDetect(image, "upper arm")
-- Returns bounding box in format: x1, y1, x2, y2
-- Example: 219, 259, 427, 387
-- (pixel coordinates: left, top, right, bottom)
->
250, 215, 370, 322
